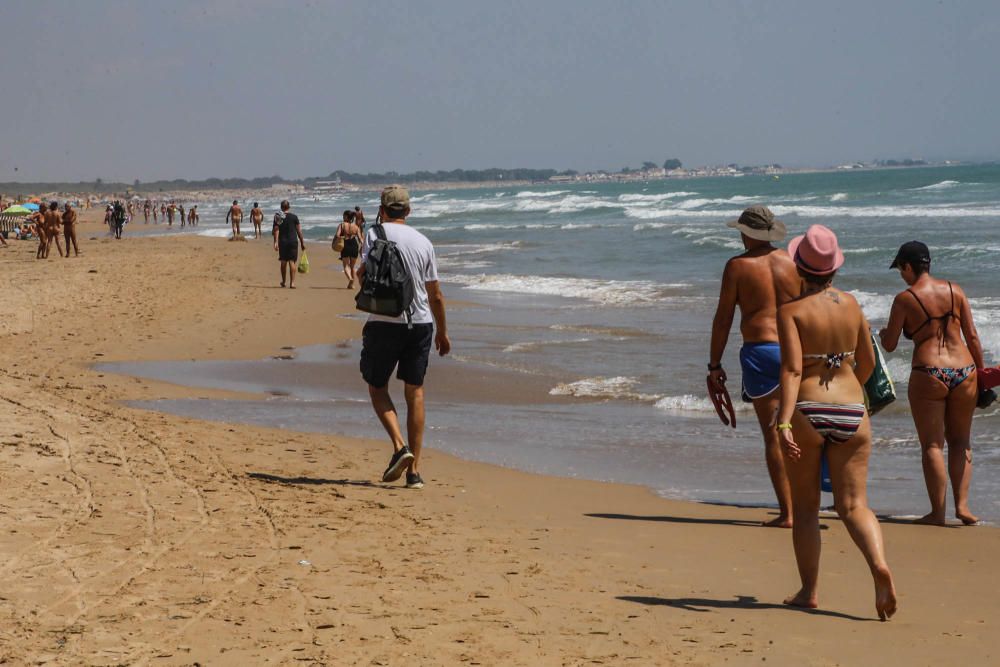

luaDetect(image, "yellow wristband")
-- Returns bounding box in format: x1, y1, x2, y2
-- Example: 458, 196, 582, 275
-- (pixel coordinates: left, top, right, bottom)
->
776, 423, 793, 431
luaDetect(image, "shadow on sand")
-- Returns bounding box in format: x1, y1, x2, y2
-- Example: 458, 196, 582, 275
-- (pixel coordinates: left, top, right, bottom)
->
248, 472, 381, 489
618, 594, 871, 621
585, 512, 830, 529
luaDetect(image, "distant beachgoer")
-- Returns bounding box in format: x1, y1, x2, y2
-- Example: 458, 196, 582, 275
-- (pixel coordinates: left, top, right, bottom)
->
43, 202, 64, 258
358, 185, 451, 490
143, 199, 151, 223
709, 205, 799, 527
227, 200, 243, 238
113, 200, 126, 239
32, 206, 48, 258
775, 224, 896, 620
335, 210, 362, 288
272, 200, 304, 288
188, 205, 198, 227
62, 202, 79, 257
178, 204, 186, 228
160, 203, 166, 222
127, 200, 134, 221
354, 206, 366, 233
880, 241, 984, 525
249, 202, 263, 239
152, 201, 158, 222
166, 203, 175, 226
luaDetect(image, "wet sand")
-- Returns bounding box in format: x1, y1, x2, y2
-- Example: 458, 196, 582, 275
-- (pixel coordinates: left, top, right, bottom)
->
1, 215, 999, 665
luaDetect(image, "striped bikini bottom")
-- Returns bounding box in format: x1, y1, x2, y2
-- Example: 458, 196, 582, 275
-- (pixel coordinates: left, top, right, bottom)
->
795, 401, 866, 444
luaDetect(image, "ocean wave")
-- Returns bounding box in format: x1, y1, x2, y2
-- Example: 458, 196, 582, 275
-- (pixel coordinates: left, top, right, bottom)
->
514, 190, 569, 198
770, 204, 1000, 218
850, 291, 895, 323
503, 337, 593, 353
439, 241, 523, 257
830, 192, 848, 201
550, 323, 658, 338
550, 376, 660, 402
443, 272, 689, 306
618, 191, 699, 203
654, 394, 753, 414
911, 180, 961, 191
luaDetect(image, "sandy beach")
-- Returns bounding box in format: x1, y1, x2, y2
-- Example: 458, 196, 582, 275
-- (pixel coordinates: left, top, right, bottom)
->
1, 213, 998, 666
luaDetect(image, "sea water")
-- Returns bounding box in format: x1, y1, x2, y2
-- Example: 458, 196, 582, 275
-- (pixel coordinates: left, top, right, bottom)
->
114, 165, 1000, 520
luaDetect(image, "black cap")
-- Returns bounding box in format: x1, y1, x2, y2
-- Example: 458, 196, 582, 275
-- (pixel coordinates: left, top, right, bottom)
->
890, 240, 931, 269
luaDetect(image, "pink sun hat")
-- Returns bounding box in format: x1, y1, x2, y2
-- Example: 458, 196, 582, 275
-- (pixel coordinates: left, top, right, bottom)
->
788, 224, 845, 276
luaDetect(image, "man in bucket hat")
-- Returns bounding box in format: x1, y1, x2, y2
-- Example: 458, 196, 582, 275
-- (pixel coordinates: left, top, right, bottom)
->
709, 205, 800, 527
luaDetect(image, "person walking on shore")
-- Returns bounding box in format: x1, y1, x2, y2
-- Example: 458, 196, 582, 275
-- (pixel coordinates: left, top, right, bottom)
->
227, 200, 243, 238
775, 224, 896, 620
188, 205, 199, 227
709, 205, 799, 527
880, 241, 984, 525
358, 185, 451, 490
335, 209, 362, 288
62, 202, 79, 257
250, 202, 263, 239
272, 200, 305, 288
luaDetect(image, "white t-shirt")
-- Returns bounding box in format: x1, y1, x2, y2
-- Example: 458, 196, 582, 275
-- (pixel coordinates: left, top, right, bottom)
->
360, 222, 439, 325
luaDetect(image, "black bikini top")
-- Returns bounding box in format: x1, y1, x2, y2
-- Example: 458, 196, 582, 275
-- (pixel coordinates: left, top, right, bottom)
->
904, 281, 957, 340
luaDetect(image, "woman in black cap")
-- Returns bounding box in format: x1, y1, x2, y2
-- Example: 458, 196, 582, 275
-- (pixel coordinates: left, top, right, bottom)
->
880, 241, 985, 525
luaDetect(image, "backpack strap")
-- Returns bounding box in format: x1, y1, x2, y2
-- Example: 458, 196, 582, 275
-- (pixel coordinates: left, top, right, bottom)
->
373, 221, 387, 241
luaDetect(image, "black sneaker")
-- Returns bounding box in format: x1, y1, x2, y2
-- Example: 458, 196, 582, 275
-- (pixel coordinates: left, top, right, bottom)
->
405, 472, 424, 489
382, 446, 414, 483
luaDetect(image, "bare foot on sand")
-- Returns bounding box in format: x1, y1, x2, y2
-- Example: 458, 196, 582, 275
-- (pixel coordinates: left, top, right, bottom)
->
914, 512, 947, 526
956, 508, 980, 525
783, 589, 818, 609
762, 516, 793, 528
874, 567, 897, 621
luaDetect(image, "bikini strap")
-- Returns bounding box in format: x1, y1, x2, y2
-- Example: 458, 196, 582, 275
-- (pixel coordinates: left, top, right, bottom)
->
906, 288, 932, 318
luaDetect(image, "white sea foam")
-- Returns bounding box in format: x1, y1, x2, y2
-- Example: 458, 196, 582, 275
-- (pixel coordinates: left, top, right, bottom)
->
830, 192, 848, 201
850, 291, 896, 323
443, 273, 689, 306
618, 191, 699, 203
550, 376, 660, 401
503, 337, 592, 353
770, 204, 1000, 218
654, 394, 753, 414
514, 190, 569, 198
911, 180, 961, 191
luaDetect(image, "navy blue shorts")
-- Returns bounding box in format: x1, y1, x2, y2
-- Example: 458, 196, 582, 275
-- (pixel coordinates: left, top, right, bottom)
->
360, 322, 434, 388
740, 342, 781, 402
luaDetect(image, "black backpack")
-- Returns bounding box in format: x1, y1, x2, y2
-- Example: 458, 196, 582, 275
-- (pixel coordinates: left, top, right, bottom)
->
355, 222, 415, 323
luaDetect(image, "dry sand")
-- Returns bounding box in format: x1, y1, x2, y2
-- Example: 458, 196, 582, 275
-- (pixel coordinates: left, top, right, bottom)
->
1, 213, 998, 666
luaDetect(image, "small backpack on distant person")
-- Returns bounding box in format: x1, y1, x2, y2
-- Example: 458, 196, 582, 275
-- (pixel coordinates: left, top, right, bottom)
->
355, 222, 415, 324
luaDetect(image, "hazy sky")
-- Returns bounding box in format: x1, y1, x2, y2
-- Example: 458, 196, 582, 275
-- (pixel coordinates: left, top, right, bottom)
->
2, 0, 998, 182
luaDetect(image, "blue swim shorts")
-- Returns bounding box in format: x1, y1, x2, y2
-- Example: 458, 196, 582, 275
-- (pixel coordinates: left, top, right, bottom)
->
739, 342, 781, 402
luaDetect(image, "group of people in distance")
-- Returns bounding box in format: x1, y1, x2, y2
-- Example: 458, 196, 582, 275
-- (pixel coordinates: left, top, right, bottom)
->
710, 204, 992, 621
19, 201, 80, 258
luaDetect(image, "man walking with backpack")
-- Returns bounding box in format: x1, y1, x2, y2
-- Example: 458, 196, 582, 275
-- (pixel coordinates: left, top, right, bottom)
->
357, 185, 450, 489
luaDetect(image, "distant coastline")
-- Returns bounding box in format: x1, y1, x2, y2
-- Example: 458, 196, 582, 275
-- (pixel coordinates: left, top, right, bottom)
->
0, 160, 980, 201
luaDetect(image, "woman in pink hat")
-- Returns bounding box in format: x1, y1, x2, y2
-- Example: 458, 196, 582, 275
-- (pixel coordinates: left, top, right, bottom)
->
880, 241, 984, 526
774, 224, 897, 620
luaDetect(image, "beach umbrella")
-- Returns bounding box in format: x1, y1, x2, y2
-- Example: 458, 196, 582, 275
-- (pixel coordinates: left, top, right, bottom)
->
2, 205, 32, 215
27, 197, 41, 203
22, 202, 40, 211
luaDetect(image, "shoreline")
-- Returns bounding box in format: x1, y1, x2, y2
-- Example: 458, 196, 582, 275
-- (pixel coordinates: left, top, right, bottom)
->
2, 226, 999, 664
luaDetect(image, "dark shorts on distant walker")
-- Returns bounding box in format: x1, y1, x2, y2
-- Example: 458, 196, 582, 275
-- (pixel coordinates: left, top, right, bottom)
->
278, 243, 298, 262
340, 237, 360, 259
740, 342, 781, 402
361, 322, 434, 387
